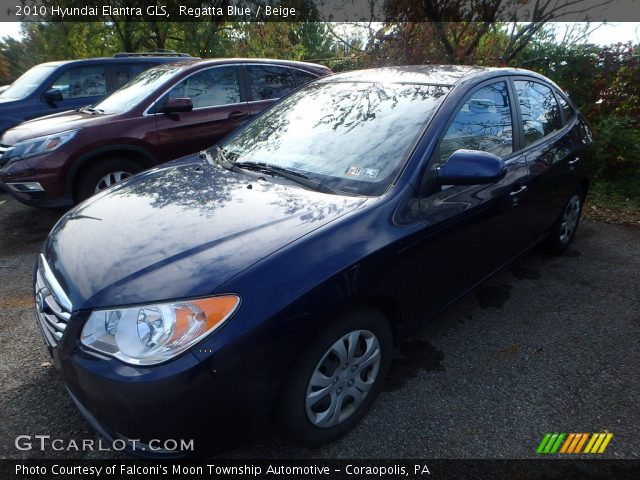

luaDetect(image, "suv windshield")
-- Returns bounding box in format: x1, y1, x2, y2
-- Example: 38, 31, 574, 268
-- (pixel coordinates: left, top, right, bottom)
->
0, 65, 55, 100
94, 63, 188, 114
218, 81, 450, 196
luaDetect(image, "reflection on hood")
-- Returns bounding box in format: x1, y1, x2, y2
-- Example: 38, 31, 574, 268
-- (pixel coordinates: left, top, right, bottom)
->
45, 158, 367, 309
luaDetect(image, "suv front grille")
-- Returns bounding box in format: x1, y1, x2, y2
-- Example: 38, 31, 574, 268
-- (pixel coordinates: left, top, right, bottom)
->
35, 266, 71, 348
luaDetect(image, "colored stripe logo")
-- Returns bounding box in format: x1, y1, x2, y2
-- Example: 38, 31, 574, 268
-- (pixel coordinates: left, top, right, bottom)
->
537, 433, 613, 454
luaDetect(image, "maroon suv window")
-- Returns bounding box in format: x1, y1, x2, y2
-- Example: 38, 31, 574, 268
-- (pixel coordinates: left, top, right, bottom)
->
247, 65, 297, 101
163, 66, 241, 109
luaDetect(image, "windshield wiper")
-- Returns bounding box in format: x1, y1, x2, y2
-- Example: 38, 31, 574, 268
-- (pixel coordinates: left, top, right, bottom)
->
201, 149, 336, 194
80, 106, 104, 115
199, 147, 245, 174
233, 161, 336, 194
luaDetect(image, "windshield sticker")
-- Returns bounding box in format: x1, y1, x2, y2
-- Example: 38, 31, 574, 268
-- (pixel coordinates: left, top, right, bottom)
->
363, 168, 379, 179
346, 166, 362, 176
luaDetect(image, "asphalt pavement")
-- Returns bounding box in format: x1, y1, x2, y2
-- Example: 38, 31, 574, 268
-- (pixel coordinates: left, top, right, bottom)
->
0, 192, 638, 459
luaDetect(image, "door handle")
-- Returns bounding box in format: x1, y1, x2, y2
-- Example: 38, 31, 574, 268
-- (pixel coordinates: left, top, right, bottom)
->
568, 157, 580, 165
509, 185, 528, 197
228, 111, 249, 120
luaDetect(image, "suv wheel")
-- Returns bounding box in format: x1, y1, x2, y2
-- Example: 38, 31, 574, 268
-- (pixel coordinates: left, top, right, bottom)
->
77, 158, 142, 202
278, 308, 393, 447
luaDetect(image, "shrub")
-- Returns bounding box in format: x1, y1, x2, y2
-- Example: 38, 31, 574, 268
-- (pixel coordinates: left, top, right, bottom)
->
592, 115, 640, 181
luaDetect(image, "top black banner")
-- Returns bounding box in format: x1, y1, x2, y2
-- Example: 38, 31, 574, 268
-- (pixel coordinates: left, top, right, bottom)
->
0, 0, 639, 23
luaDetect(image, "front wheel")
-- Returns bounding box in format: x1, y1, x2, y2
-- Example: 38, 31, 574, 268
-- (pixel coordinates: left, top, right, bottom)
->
278, 308, 393, 447
76, 157, 142, 203
543, 190, 584, 254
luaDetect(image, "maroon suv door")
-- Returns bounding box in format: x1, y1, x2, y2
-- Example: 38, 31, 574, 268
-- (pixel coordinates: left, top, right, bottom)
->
151, 65, 250, 161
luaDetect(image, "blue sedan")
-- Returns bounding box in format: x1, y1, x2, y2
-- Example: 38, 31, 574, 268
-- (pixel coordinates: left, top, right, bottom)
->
35, 65, 591, 455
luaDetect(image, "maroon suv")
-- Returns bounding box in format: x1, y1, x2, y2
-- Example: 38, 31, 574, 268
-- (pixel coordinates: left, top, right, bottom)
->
0, 58, 331, 207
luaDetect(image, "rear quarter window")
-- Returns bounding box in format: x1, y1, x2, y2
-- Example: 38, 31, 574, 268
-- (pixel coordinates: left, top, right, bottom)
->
557, 94, 576, 124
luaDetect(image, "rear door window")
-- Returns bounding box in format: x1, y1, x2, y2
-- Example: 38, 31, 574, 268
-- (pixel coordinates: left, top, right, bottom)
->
247, 65, 297, 100
440, 81, 513, 162
514, 80, 562, 146
52, 66, 107, 99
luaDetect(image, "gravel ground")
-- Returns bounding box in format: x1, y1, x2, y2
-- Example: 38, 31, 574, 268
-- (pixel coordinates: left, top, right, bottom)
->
0, 192, 638, 459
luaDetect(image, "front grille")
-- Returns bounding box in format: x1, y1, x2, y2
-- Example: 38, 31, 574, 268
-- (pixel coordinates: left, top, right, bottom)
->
35, 266, 71, 348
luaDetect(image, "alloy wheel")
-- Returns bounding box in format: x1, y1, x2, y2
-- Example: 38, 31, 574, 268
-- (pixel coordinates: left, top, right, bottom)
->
95, 171, 133, 193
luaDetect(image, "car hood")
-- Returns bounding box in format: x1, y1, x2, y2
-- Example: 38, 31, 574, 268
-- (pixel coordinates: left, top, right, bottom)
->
0, 97, 20, 106
44, 157, 367, 310
1, 110, 106, 144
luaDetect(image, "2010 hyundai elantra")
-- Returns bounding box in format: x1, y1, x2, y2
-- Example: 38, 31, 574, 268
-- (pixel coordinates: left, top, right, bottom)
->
35, 65, 591, 455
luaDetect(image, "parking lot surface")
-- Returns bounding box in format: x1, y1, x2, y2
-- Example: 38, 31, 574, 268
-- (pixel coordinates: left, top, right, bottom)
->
0, 192, 638, 459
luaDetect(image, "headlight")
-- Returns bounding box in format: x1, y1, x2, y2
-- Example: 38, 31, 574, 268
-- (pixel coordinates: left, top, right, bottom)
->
5, 129, 78, 162
80, 295, 240, 366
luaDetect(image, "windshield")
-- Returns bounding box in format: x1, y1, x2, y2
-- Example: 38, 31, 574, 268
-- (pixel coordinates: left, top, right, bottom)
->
0, 65, 55, 100
218, 81, 450, 196
93, 63, 187, 114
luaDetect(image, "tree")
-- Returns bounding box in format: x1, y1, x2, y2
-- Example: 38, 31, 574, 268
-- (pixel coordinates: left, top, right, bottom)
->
381, 0, 614, 64
233, 23, 336, 60
0, 56, 10, 82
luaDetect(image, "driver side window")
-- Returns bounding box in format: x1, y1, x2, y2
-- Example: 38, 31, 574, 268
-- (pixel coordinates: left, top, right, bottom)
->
155, 66, 241, 112
440, 81, 513, 162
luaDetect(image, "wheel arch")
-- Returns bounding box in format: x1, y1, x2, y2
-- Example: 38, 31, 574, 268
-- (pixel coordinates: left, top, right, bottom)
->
66, 145, 159, 201
580, 177, 590, 198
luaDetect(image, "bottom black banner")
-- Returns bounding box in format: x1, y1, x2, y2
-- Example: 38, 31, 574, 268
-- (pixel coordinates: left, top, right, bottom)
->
1, 459, 639, 480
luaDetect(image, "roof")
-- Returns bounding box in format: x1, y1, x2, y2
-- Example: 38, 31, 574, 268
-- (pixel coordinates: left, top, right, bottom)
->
323, 65, 523, 86
33, 57, 330, 74
35, 57, 192, 68
181, 57, 330, 71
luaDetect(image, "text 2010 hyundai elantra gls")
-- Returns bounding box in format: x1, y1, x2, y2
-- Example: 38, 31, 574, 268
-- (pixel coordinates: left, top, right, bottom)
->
35, 66, 591, 455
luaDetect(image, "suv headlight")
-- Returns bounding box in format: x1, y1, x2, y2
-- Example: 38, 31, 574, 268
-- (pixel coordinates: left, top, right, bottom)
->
80, 295, 240, 366
6, 129, 78, 162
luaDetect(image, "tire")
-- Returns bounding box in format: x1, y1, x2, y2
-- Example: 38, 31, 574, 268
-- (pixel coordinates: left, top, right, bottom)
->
76, 157, 142, 202
278, 308, 393, 447
542, 188, 585, 254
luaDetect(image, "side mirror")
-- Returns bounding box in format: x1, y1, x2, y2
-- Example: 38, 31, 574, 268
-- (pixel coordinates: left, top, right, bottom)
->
162, 97, 193, 114
437, 149, 506, 185
44, 88, 63, 105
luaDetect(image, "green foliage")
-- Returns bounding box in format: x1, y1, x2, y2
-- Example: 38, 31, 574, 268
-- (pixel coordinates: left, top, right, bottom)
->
590, 177, 640, 212
20, 22, 119, 61
591, 116, 640, 181
233, 23, 336, 61
517, 42, 640, 123
518, 41, 640, 196
1, 18, 638, 210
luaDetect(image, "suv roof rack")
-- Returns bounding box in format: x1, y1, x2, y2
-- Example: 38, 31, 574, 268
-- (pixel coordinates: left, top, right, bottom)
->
113, 50, 192, 58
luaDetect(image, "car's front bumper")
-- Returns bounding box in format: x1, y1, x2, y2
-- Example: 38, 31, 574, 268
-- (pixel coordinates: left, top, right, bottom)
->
0, 151, 73, 207
36, 307, 278, 457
